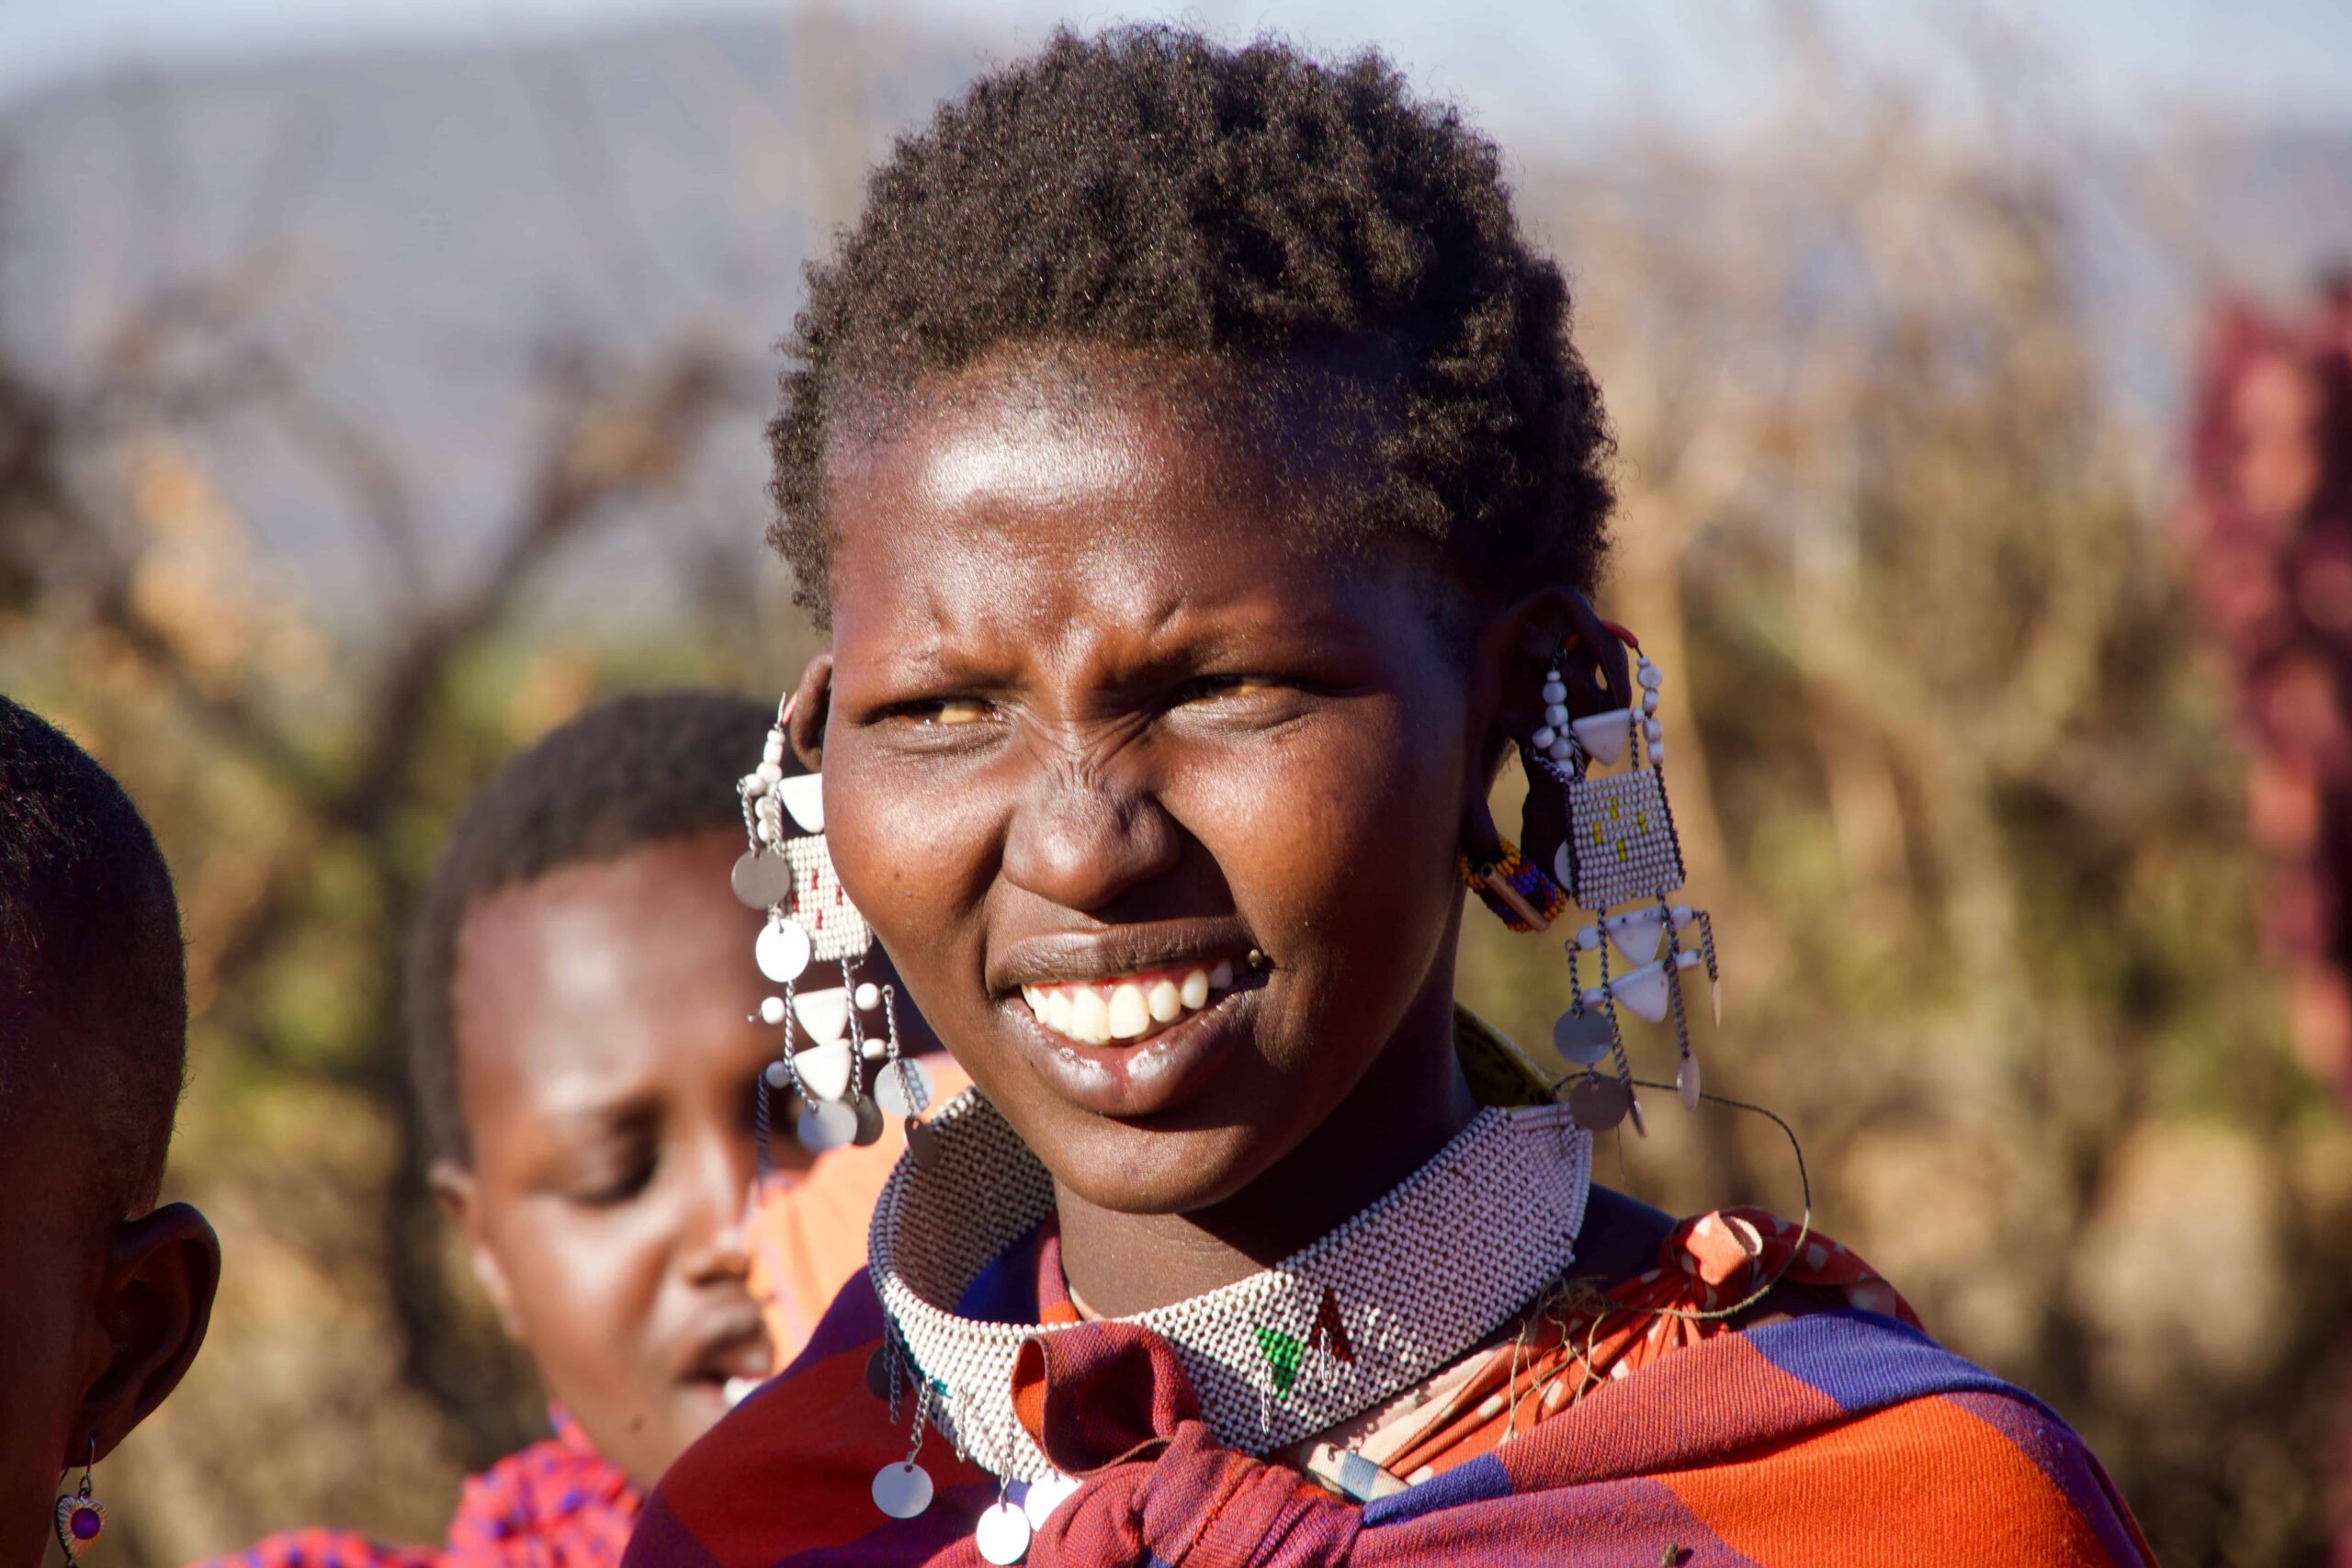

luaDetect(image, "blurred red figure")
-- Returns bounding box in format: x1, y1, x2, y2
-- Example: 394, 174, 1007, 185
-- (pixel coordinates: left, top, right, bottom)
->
2180, 274, 2352, 1105
2180, 276, 2352, 1563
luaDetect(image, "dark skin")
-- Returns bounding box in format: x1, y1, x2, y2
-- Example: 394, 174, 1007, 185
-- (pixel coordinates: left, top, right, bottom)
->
0, 1075, 218, 1568
792, 346, 1673, 1319
432, 830, 791, 1490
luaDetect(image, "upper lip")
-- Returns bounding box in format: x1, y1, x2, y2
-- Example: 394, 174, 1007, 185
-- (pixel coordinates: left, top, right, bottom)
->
989, 920, 1257, 993
679, 1308, 774, 1385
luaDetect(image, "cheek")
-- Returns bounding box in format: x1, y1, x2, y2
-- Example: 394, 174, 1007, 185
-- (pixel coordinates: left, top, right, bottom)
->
493, 1207, 671, 1370
1184, 707, 1464, 982
826, 742, 1001, 967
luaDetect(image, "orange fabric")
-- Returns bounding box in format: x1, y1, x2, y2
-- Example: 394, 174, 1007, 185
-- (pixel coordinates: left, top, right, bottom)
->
1375, 1207, 1916, 1485
743, 1058, 972, 1361
1665, 1393, 2125, 1565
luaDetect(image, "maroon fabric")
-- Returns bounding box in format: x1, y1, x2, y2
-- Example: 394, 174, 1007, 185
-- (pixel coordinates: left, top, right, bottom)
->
1012, 1321, 1201, 1475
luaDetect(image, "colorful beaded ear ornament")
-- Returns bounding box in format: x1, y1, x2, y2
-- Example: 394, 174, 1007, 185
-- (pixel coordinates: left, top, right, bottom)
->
54, 1441, 104, 1562
1522, 626, 1720, 1137
735, 693, 936, 1165
1457, 838, 1573, 932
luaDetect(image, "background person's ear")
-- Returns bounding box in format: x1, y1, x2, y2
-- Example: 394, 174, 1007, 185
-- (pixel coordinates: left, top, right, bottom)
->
429, 1160, 523, 1340
786, 654, 833, 773
75, 1201, 220, 1462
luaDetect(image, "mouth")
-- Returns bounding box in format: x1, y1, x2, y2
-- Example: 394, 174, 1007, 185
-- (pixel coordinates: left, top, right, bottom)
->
996, 941, 1270, 1118
1016, 958, 1242, 1045
682, 1315, 775, 1410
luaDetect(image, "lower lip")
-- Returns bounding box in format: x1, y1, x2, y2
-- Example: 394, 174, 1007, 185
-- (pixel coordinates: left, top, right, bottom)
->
1003, 981, 1264, 1118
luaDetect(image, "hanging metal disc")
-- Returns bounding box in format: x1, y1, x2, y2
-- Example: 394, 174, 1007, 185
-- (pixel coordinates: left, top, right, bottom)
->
797, 1100, 858, 1152
1552, 1008, 1615, 1066
974, 1501, 1032, 1564
871, 1461, 933, 1519
731, 850, 792, 909
876, 1058, 936, 1119
1566, 1075, 1633, 1132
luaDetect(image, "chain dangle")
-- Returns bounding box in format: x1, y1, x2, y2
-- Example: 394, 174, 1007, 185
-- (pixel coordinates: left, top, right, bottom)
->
1507, 628, 1724, 1136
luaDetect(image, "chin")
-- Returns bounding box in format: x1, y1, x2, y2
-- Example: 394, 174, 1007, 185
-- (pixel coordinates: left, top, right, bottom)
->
1042, 1113, 1291, 1217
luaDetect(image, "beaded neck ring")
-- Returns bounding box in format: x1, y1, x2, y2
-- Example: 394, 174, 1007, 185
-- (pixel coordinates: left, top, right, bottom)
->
863, 1089, 1593, 1562
733, 693, 937, 1163
1517, 626, 1721, 1138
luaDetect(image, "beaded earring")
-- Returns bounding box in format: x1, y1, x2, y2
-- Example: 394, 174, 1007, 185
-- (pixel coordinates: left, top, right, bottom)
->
1518, 628, 1720, 1136
735, 694, 936, 1162
54, 1441, 104, 1562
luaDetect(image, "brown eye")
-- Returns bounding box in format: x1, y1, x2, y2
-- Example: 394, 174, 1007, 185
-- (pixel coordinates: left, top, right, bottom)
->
1178, 675, 1281, 704
929, 699, 992, 726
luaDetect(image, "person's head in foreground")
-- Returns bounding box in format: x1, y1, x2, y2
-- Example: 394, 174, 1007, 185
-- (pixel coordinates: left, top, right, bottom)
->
627, 28, 2155, 1567
196, 690, 941, 1568
0, 697, 218, 1568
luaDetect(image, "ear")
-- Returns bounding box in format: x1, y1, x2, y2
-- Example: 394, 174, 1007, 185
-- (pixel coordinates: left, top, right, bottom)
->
75, 1201, 220, 1463
430, 1159, 523, 1341
786, 654, 834, 773
1460, 587, 1631, 864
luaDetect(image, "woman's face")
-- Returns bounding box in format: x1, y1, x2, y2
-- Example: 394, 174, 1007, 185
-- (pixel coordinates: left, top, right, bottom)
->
810, 350, 1490, 1216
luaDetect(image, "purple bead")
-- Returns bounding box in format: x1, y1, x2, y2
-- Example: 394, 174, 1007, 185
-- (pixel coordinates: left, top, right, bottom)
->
70, 1507, 102, 1540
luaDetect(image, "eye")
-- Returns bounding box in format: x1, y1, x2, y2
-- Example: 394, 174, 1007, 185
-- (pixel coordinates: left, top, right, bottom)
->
563, 1143, 657, 1207
1173, 673, 1284, 705
882, 696, 997, 727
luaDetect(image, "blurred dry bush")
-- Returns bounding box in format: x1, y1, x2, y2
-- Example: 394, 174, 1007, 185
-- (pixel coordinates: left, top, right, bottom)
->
1453, 53, 2352, 1568
2, 21, 2346, 1568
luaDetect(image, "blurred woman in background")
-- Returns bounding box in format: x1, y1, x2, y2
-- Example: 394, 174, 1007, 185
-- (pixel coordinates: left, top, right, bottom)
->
197, 691, 942, 1568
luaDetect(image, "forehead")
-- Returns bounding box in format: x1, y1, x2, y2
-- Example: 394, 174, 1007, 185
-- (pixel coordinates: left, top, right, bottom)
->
823, 350, 1416, 667
448, 832, 763, 1119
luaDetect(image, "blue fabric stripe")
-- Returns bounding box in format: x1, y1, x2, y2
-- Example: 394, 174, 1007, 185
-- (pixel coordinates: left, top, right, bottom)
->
1360, 1451, 1515, 1526
1745, 1310, 2030, 1416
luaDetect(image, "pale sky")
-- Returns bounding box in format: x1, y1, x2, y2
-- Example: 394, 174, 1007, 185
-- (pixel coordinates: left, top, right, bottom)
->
1, 0, 2346, 143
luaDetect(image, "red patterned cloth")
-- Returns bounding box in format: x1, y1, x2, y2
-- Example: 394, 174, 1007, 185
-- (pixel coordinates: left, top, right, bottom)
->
192, 1412, 639, 1568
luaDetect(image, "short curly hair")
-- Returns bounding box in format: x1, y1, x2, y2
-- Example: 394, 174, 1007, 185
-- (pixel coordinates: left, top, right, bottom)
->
0, 696, 187, 1215
405, 690, 788, 1165
769, 25, 1613, 625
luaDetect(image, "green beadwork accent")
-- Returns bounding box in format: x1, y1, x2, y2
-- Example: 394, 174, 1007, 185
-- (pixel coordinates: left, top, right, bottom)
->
1255, 1326, 1305, 1397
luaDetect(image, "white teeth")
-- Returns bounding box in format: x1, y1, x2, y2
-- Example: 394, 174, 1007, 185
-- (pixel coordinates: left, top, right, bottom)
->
1027, 957, 1251, 1044
1068, 988, 1111, 1043
724, 1376, 759, 1408
1107, 983, 1151, 1039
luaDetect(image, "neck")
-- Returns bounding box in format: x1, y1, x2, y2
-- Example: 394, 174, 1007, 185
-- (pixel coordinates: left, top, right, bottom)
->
1052, 971, 1479, 1317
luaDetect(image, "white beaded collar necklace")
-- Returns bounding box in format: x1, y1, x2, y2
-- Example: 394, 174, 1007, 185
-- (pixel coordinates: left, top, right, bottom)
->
868, 1088, 1593, 1485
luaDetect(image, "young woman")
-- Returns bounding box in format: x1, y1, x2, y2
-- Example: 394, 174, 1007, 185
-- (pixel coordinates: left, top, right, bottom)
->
625, 29, 2154, 1566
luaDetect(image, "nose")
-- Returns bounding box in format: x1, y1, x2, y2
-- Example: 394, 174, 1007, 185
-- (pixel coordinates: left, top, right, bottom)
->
680, 1126, 758, 1287
1001, 757, 1183, 917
